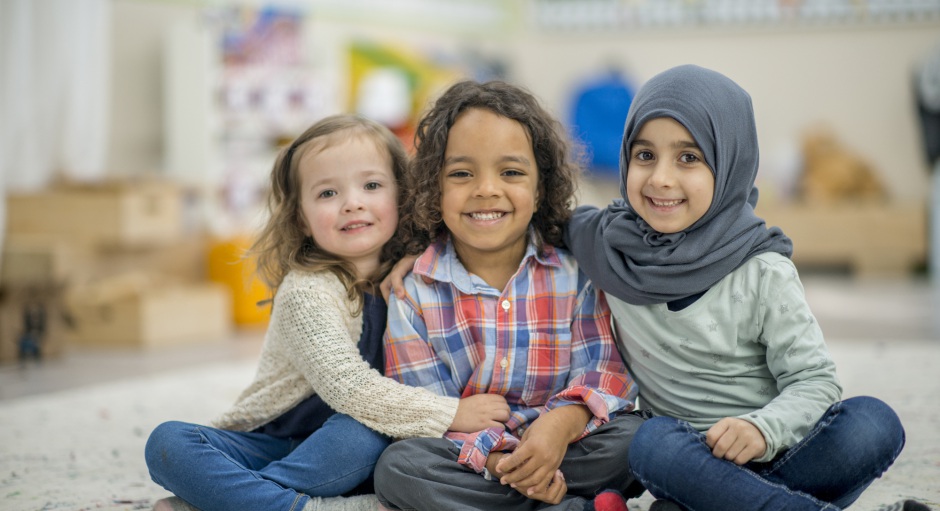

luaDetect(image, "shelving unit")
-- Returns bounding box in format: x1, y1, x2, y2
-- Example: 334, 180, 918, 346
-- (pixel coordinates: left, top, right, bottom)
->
534, 0, 940, 31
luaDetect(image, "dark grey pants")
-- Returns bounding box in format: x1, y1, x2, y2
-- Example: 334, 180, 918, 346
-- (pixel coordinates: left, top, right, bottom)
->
374, 413, 647, 511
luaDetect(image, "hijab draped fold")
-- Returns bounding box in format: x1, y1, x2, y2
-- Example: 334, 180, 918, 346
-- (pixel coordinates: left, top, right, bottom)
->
566, 65, 792, 305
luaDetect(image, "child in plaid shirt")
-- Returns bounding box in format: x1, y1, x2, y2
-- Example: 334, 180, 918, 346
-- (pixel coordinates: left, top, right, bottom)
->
374, 80, 645, 511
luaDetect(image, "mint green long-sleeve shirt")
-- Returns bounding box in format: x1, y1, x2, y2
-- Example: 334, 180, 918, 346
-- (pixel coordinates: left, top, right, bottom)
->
608, 252, 842, 462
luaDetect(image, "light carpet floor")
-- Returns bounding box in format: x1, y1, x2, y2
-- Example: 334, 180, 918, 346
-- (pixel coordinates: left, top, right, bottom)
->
1, 339, 937, 511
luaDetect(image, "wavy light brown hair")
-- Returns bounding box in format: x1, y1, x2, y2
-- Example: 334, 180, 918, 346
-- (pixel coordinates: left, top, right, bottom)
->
401, 80, 582, 256
250, 114, 408, 310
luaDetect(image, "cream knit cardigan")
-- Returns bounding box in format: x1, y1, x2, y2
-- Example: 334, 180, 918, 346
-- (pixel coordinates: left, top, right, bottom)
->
212, 270, 459, 439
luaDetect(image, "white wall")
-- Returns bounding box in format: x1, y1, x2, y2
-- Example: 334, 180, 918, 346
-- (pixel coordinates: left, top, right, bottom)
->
108, 1, 940, 204
511, 24, 940, 202
109, 0, 194, 176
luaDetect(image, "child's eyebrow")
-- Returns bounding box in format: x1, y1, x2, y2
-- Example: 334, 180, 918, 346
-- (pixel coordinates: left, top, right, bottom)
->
632, 139, 700, 150
443, 155, 533, 167
501, 155, 533, 166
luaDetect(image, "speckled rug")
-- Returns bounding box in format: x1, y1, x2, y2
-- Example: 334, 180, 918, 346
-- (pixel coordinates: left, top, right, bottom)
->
1, 339, 937, 511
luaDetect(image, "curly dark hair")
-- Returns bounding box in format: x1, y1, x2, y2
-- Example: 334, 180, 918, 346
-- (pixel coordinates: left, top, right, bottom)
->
401, 80, 582, 256
250, 114, 408, 311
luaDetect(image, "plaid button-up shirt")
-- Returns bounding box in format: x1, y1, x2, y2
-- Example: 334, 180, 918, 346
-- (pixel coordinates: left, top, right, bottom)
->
384, 237, 637, 472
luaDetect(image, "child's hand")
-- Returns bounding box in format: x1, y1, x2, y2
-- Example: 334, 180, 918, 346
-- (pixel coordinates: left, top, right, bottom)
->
450, 393, 510, 433
495, 406, 587, 499
379, 254, 419, 302
495, 424, 566, 500
520, 470, 567, 504
485, 451, 567, 504
705, 417, 767, 465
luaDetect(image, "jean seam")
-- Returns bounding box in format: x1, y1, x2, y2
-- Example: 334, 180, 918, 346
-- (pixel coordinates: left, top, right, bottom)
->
288, 493, 305, 511
764, 401, 842, 475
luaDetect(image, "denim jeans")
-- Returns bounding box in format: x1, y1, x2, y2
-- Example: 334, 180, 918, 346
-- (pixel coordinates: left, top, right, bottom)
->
628, 396, 904, 511
145, 413, 391, 511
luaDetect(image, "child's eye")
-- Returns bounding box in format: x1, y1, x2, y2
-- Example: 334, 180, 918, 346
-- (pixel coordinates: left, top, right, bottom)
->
447, 169, 472, 178
364, 181, 381, 191
318, 189, 336, 199
502, 169, 524, 177
634, 150, 654, 161
679, 153, 701, 164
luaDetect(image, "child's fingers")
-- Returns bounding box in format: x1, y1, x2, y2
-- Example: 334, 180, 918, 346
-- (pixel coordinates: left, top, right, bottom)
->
482, 419, 505, 430
545, 470, 567, 503
497, 444, 544, 485
495, 450, 524, 476
704, 420, 730, 449
379, 279, 393, 302
523, 470, 566, 504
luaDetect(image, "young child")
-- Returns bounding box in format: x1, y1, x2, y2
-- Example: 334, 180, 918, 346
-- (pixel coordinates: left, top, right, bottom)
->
564, 65, 907, 510
373, 80, 646, 511
144, 114, 511, 511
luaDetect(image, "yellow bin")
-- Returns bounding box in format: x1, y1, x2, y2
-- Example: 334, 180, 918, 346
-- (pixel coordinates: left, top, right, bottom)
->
207, 236, 271, 326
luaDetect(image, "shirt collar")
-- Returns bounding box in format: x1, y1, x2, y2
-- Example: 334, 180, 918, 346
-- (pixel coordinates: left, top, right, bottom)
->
414, 232, 562, 295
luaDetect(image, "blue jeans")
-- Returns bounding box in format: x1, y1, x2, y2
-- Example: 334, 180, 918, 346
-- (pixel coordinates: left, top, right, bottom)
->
628, 396, 904, 511
145, 413, 391, 511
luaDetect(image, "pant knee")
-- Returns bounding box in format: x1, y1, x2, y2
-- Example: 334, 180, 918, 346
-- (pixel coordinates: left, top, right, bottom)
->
845, 396, 905, 459
374, 441, 411, 493
144, 421, 192, 471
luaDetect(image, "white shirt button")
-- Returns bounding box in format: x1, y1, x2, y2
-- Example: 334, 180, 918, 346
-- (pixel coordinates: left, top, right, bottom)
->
500, 357, 509, 369
501, 300, 511, 311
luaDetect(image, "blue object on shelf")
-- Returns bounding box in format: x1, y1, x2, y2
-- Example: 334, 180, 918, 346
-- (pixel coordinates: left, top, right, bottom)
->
569, 70, 635, 177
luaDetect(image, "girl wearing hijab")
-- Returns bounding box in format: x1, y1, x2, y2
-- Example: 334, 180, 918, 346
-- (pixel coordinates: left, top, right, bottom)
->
565, 65, 907, 511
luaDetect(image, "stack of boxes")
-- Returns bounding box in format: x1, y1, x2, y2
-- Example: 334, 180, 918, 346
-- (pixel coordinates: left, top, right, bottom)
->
1, 180, 236, 363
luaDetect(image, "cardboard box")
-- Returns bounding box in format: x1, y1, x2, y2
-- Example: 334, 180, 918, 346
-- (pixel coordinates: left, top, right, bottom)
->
65, 276, 232, 349
0, 236, 74, 288
6, 181, 183, 249
756, 202, 926, 276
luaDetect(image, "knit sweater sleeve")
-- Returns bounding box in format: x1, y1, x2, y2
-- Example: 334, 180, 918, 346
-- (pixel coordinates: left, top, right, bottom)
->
271, 272, 459, 439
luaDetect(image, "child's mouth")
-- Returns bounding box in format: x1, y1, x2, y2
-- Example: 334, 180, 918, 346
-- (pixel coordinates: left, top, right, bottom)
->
648, 198, 684, 208
467, 211, 506, 221
342, 222, 371, 231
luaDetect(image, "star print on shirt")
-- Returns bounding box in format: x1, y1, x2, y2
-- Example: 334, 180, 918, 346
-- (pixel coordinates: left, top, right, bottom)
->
731, 292, 743, 303
779, 303, 790, 314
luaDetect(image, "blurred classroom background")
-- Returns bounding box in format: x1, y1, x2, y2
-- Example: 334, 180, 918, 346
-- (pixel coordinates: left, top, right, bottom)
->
2, 0, 940, 376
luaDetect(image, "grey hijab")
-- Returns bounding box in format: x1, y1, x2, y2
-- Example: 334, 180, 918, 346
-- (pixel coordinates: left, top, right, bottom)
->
565, 64, 792, 305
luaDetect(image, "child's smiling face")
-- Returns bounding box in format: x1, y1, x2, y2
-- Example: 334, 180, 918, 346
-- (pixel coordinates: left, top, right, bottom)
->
297, 133, 399, 279
440, 108, 539, 268
626, 117, 715, 234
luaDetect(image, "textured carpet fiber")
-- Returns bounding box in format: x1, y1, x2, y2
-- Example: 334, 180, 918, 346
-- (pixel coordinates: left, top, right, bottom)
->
1, 339, 937, 511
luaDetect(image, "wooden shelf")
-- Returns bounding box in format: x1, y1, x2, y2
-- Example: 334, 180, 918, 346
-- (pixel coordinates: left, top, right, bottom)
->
756, 202, 927, 277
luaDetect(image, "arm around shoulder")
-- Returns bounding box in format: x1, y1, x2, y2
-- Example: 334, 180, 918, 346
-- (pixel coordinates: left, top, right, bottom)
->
272, 272, 459, 439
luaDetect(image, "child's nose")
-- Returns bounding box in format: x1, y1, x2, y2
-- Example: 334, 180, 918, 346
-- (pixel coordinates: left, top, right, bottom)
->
343, 194, 366, 212
648, 163, 676, 188
473, 174, 501, 197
